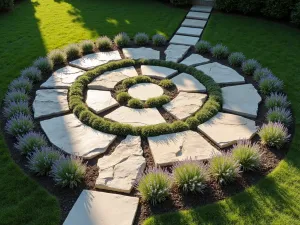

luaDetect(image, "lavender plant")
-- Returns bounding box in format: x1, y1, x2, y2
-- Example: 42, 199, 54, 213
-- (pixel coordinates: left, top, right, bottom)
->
265, 93, 290, 109
152, 34, 166, 46
134, 32, 149, 46
21, 67, 42, 82
228, 52, 246, 67
33, 56, 53, 74
96, 36, 113, 50
210, 44, 230, 59
64, 43, 81, 60
114, 32, 130, 47
259, 75, 284, 95
8, 77, 32, 93
47, 49, 67, 65
3, 101, 31, 119
242, 59, 261, 76
5, 113, 34, 136
266, 107, 292, 126
4, 90, 29, 105
195, 40, 211, 54
15, 132, 48, 155
80, 40, 95, 54
253, 68, 272, 82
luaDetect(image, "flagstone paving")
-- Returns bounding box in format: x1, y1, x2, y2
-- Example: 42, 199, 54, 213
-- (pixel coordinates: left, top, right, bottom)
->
128, 83, 164, 101
141, 65, 177, 79
171, 73, 206, 92
180, 54, 210, 66
170, 35, 199, 46
182, 18, 207, 28
165, 44, 190, 62
86, 90, 118, 113
176, 27, 203, 37
123, 47, 160, 60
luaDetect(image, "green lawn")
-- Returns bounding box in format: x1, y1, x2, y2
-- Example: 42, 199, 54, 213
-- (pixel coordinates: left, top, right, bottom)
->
144, 12, 300, 225
0, 1, 186, 225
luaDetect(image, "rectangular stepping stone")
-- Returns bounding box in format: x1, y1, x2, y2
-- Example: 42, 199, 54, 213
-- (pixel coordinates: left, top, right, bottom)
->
182, 19, 207, 28
176, 27, 203, 37
170, 35, 199, 46
86, 90, 118, 113
171, 73, 206, 92
63, 190, 139, 225
186, 11, 210, 20
40, 114, 116, 159
180, 54, 209, 66
165, 44, 190, 62
190, 5, 213, 13
141, 65, 177, 79
123, 47, 160, 60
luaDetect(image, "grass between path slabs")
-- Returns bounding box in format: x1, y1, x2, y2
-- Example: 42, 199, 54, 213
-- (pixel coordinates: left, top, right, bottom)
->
144, 12, 300, 225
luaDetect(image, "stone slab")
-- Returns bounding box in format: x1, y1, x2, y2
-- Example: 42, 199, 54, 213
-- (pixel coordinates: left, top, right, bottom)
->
69, 51, 121, 70
40, 114, 116, 159
96, 136, 146, 193
41, 66, 85, 88
88, 66, 138, 90
128, 83, 164, 101
180, 54, 210, 66
63, 190, 139, 225
33, 89, 69, 119
182, 19, 207, 28
105, 106, 165, 126
171, 73, 206, 92
86, 90, 118, 113
165, 44, 190, 62
176, 27, 203, 37
170, 35, 199, 46
191, 5, 213, 13
141, 65, 177, 79
198, 112, 258, 148
123, 47, 160, 60
163, 92, 207, 120
186, 11, 210, 20
196, 62, 245, 85
148, 131, 221, 166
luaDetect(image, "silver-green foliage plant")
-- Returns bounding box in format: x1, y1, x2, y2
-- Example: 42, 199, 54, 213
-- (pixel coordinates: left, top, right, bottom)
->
80, 40, 95, 54
3, 101, 31, 119
259, 75, 284, 95
114, 32, 130, 47
5, 114, 34, 136
195, 40, 211, 54
21, 67, 42, 82
48, 49, 67, 65
96, 36, 113, 50
64, 44, 81, 60
33, 57, 53, 74
265, 93, 290, 109
253, 68, 272, 82
228, 52, 246, 67
15, 132, 48, 155
9, 77, 32, 93
4, 90, 29, 105
266, 107, 292, 126
211, 43, 230, 59
134, 32, 149, 46
242, 59, 261, 76
152, 34, 166, 46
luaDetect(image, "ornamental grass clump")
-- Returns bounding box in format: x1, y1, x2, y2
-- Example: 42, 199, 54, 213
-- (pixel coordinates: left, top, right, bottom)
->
266, 107, 292, 126
258, 122, 290, 149
3, 101, 31, 119
51, 156, 86, 188
116, 92, 131, 104
259, 75, 284, 95
33, 57, 53, 73
64, 44, 81, 60
232, 140, 261, 171
21, 67, 42, 82
145, 95, 170, 108
122, 78, 137, 87
210, 44, 230, 59
173, 160, 207, 193
15, 132, 48, 155
47, 49, 67, 65
159, 79, 174, 88
242, 59, 261, 76
228, 52, 246, 67
4, 90, 29, 105
195, 40, 211, 54
134, 75, 151, 83
80, 40, 95, 54
8, 77, 32, 93
5, 114, 34, 136
265, 93, 290, 109
137, 167, 171, 205
134, 32, 149, 46
152, 34, 166, 46
128, 98, 144, 108
253, 68, 272, 82
96, 36, 113, 50
114, 32, 130, 47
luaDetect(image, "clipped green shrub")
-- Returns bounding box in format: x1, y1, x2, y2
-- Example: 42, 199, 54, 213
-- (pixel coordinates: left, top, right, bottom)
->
215, 0, 239, 12
159, 79, 174, 88
145, 95, 170, 108
291, 2, 300, 27
238, 0, 263, 15
122, 78, 137, 88
114, 32, 130, 47
33, 57, 53, 74
64, 44, 81, 60
134, 75, 151, 83
152, 34, 166, 46
128, 98, 144, 108
134, 32, 149, 46
116, 92, 132, 104
261, 0, 294, 19
96, 36, 113, 50
170, 0, 188, 5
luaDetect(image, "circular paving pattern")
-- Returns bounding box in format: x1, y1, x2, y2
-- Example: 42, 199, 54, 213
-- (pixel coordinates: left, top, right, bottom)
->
128, 83, 164, 100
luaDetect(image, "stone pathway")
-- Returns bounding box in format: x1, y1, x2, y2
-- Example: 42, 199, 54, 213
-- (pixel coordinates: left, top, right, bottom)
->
141, 65, 177, 79
171, 73, 206, 92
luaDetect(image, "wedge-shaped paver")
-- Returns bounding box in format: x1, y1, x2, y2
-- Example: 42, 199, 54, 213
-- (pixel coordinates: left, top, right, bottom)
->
186, 11, 210, 20
86, 90, 118, 113
141, 65, 177, 79
105, 106, 165, 126
41, 66, 85, 88
63, 190, 139, 225
165, 44, 190, 62
180, 54, 209, 66
191, 5, 213, 13
69, 51, 121, 70
148, 131, 221, 166
170, 35, 199, 46
198, 112, 258, 148
182, 19, 207, 28
96, 136, 146, 193
40, 114, 116, 159
176, 27, 203, 37
88, 66, 138, 90
171, 73, 206, 92
123, 47, 160, 60
128, 83, 164, 101
196, 62, 245, 85
163, 92, 207, 120
33, 89, 69, 119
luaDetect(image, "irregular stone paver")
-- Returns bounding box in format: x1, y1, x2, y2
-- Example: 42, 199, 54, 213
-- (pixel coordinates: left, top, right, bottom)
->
186, 11, 210, 20
63, 190, 139, 225
176, 27, 203, 37
222, 84, 262, 118
33, 89, 69, 119
141, 65, 177, 79
123, 47, 160, 60
128, 83, 164, 101
165, 44, 190, 62
86, 90, 118, 113
170, 35, 199, 46
180, 54, 209, 66
40, 114, 116, 159
182, 19, 207, 28
198, 112, 258, 148
196, 62, 245, 85
171, 73, 206, 92
148, 131, 221, 166
88, 66, 138, 90
41, 66, 85, 88
69, 51, 121, 70
105, 106, 165, 126
191, 5, 213, 13
163, 92, 207, 120
96, 136, 146, 193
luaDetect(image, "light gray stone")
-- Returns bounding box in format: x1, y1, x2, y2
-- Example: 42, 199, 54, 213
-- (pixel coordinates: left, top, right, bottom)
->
182, 19, 207, 28
141, 65, 177, 79
105, 106, 165, 126
180, 54, 209, 66
186, 11, 210, 20
63, 190, 139, 225
96, 136, 146, 193
190, 5, 213, 13
196, 62, 245, 85
41, 66, 85, 88
170, 35, 199, 46
123, 47, 160, 60
128, 83, 164, 101
88, 66, 138, 90
33, 89, 69, 119
148, 131, 221, 166
69, 51, 121, 70
198, 112, 258, 148
86, 90, 118, 113
165, 44, 190, 62
40, 114, 116, 159
163, 92, 207, 120
176, 27, 203, 37
171, 73, 206, 92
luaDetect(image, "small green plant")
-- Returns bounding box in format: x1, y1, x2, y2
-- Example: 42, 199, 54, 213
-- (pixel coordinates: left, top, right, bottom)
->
64, 43, 81, 60
242, 59, 261, 76
259, 75, 284, 95
152, 34, 166, 46
3, 101, 31, 119
47, 49, 66, 65
253, 68, 272, 82
228, 52, 246, 67
135, 75, 151, 83
145, 95, 170, 108
116, 92, 132, 104
4, 90, 29, 105
21, 67, 42, 82
15, 132, 48, 155
33, 57, 53, 74
159, 79, 174, 88
9, 77, 32, 93
122, 78, 137, 88
96, 36, 113, 50
265, 93, 290, 109
5, 114, 34, 136
195, 40, 211, 54
134, 32, 149, 46
266, 107, 292, 126
128, 98, 144, 108
114, 32, 130, 47
210, 44, 230, 59
80, 40, 95, 54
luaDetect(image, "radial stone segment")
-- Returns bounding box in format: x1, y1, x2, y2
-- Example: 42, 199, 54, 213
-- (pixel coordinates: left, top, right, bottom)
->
190, 5, 213, 13
176, 27, 203, 37
148, 131, 221, 166
33, 89, 69, 119
163, 92, 207, 120
222, 84, 262, 118
186, 11, 210, 20
95, 136, 146, 193
196, 62, 245, 85
105, 106, 166, 126
69, 51, 122, 70
88, 66, 138, 90
170, 35, 199, 46
123, 47, 160, 60
41, 66, 85, 88
180, 54, 210, 66
86, 90, 118, 113
171, 73, 206, 92
141, 65, 177, 79
182, 19, 207, 28
165, 44, 190, 62
40, 114, 116, 159
128, 83, 164, 101
63, 190, 139, 225
198, 112, 258, 148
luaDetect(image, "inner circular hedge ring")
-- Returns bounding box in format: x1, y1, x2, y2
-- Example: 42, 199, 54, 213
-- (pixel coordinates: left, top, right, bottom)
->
69, 58, 222, 137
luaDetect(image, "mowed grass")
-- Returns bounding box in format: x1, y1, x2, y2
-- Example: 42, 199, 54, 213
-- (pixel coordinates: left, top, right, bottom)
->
0, 1, 186, 224
144, 12, 300, 225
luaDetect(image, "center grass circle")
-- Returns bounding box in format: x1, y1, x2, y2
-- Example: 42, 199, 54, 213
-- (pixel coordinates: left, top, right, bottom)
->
69, 59, 222, 137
